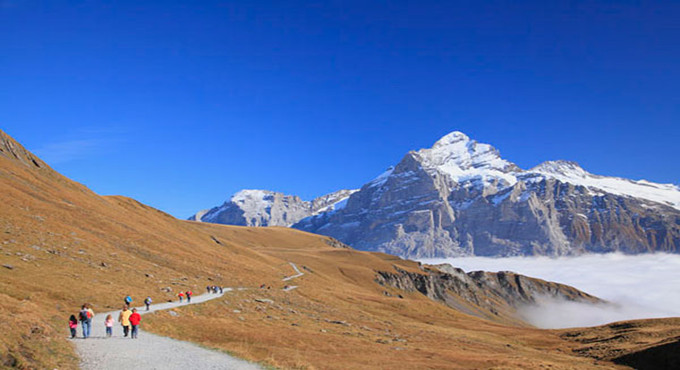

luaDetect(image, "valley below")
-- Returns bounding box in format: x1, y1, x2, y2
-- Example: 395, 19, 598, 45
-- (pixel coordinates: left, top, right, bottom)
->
421, 253, 680, 329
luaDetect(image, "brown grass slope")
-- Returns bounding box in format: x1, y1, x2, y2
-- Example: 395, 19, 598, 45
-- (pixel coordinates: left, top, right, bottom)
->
0, 129, 673, 369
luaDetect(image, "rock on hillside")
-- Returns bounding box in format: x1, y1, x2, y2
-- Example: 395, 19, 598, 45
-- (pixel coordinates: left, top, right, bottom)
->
0, 130, 49, 170
190, 189, 357, 227
295, 131, 680, 258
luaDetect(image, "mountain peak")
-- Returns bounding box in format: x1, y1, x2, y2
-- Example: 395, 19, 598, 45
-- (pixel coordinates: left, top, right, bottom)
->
415, 131, 518, 185
231, 189, 277, 203
432, 131, 470, 148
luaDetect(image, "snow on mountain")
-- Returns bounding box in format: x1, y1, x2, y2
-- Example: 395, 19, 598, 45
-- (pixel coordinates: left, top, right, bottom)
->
414, 133, 680, 211
190, 130, 679, 257
416, 131, 519, 188
294, 131, 680, 258
527, 160, 680, 210
190, 189, 358, 227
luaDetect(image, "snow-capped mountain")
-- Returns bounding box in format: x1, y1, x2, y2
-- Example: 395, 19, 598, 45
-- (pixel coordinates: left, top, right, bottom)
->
294, 131, 680, 257
189, 189, 357, 227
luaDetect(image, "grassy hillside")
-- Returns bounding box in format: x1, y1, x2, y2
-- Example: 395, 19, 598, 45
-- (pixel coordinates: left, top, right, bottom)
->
0, 129, 675, 369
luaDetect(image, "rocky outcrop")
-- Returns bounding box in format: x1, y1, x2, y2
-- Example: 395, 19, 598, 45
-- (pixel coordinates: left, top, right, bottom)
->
295, 132, 680, 257
376, 263, 602, 324
190, 189, 357, 227
0, 130, 49, 170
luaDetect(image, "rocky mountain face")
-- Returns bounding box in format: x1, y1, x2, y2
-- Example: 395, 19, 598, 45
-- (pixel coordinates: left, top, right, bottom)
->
190, 189, 357, 227
294, 132, 680, 258
376, 263, 602, 324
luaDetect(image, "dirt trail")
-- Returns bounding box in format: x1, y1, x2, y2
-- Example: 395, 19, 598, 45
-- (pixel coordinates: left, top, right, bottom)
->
75, 290, 260, 370
282, 262, 304, 282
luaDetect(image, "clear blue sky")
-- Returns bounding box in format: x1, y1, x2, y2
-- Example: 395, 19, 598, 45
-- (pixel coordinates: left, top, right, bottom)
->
1, 1, 678, 218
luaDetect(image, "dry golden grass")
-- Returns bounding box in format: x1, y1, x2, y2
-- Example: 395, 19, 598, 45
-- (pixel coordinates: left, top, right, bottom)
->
0, 129, 671, 369
141, 237, 625, 369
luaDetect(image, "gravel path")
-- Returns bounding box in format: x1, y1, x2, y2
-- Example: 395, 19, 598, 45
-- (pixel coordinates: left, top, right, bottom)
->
75, 290, 260, 370
282, 262, 304, 281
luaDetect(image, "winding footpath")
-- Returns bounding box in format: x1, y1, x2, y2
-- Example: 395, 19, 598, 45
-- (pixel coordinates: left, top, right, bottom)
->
75, 290, 260, 370
282, 262, 304, 282
282, 262, 304, 291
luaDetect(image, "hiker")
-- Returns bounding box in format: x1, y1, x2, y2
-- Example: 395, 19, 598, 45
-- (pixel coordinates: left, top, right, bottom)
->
129, 308, 141, 339
219, 286, 223, 294
144, 296, 152, 311
206, 285, 211, 294
105, 314, 114, 337
186, 290, 192, 303
79, 304, 94, 338
178, 291, 184, 303
124, 295, 133, 307
119, 305, 132, 337
68, 315, 78, 339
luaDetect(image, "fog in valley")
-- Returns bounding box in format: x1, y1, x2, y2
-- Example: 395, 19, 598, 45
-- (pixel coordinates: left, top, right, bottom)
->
420, 253, 680, 329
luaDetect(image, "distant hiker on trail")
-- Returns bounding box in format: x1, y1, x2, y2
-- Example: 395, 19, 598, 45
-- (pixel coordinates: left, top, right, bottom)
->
129, 308, 141, 339
206, 285, 211, 294
186, 290, 192, 303
178, 291, 184, 303
68, 315, 78, 339
144, 296, 152, 311
79, 303, 94, 338
219, 286, 223, 294
105, 314, 114, 337
124, 295, 133, 307
119, 305, 132, 337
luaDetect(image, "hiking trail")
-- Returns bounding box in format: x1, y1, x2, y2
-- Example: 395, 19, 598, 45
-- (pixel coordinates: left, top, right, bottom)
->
282, 262, 304, 281
75, 289, 260, 370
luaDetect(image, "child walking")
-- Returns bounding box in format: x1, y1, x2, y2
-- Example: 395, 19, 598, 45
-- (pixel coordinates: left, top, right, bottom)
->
105, 314, 114, 337
68, 315, 78, 339
129, 308, 141, 339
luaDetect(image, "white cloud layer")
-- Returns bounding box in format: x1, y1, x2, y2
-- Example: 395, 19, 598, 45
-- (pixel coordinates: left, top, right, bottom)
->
419, 253, 680, 329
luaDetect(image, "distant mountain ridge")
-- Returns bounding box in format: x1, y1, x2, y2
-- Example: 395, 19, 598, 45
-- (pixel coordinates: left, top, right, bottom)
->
192, 131, 680, 257
189, 189, 357, 227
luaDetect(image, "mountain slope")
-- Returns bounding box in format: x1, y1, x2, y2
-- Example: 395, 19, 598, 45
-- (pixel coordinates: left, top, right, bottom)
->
295, 131, 680, 257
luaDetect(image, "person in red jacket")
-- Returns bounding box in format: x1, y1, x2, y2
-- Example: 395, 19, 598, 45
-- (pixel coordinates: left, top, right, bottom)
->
129, 308, 141, 339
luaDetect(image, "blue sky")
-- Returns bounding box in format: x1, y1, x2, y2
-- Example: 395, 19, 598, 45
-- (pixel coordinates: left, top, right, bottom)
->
1, 1, 678, 218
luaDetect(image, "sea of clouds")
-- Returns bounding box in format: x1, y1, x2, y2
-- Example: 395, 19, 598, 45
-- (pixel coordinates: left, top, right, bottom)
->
419, 253, 680, 329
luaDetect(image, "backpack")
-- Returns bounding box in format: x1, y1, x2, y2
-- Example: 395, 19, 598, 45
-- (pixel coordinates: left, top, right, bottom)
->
79, 309, 89, 321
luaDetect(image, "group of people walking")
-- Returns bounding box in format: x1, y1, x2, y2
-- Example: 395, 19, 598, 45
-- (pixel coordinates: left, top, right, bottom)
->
69, 295, 144, 339
69, 303, 95, 338
177, 290, 193, 303
118, 305, 142, 339
207, 285, 223, 294
70, 286, 224, 339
